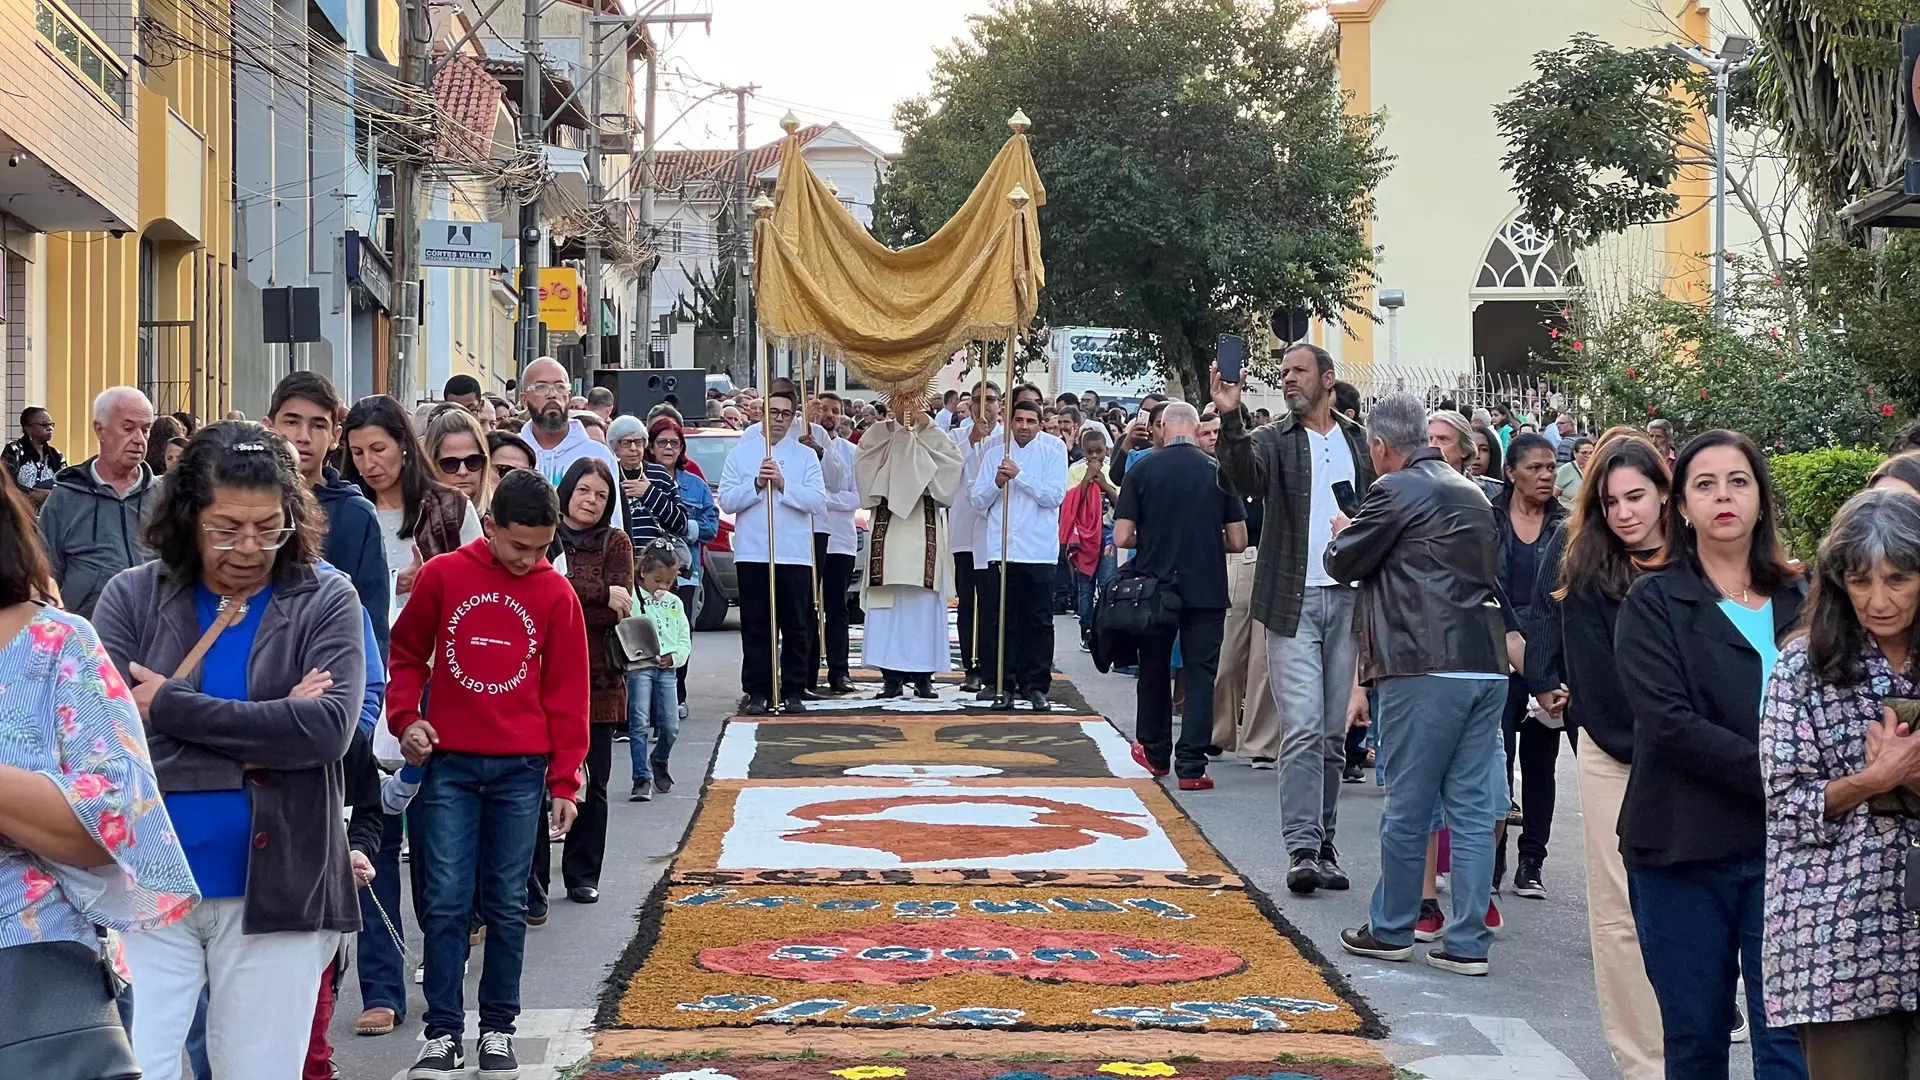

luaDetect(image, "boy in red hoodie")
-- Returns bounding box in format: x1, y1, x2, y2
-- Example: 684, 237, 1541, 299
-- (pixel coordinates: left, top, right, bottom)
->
387, 469, 590, 1080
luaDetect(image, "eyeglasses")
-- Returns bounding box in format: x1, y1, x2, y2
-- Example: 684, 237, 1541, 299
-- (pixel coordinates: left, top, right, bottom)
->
202, 525, 297, 551
652, 439, 682, 450
437, 453, 487, 475
615, 437, 648, 451
766, 408, 796, 420
524, 381, 570, 396
491, 462, 519, 478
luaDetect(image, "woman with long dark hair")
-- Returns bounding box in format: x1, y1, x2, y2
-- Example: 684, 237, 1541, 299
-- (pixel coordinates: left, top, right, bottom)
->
91, 421, 366, 1079
1491, 431, 1568, 899
1615, 429, 1809, 1079
340, 396, 479, 612
0, 467, 196, 1069
1761, 488, 1920, 1078
145, 414, 183, 474
1527, 430, 1670, 1080
535, 457, 632, 904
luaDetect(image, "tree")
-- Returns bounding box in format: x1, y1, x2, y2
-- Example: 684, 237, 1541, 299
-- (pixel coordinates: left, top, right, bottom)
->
873, 0, 1389, 398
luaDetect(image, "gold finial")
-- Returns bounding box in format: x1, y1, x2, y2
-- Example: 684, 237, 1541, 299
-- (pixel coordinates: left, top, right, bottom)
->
1007, 184, 1031, 210
779, 111, 800, 135
1007, 108, 1031, 133
751, 194, 775, 217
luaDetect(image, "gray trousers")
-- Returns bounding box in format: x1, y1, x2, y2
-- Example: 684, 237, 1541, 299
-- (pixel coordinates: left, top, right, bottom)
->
1265, 585, 1359, 855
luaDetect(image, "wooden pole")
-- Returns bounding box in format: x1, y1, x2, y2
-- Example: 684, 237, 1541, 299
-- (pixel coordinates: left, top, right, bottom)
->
995, 328, 1014, 704
763, 337, 779, 708
809, 343, 826, 688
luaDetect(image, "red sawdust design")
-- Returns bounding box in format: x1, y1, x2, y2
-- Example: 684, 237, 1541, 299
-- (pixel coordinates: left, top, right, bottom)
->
781, 795, 1150, 861
696, 917, 1243, 985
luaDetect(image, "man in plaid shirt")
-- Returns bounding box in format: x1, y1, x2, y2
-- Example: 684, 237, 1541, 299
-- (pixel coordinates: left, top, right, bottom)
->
1213, 343, 1376, 896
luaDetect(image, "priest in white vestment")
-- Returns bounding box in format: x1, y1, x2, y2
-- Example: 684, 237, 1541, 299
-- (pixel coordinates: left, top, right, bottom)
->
854, 410, 965, 698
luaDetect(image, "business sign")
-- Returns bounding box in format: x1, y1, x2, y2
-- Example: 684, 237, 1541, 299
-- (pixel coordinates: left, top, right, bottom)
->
538, 267, 581, 332
1050, 326, 1161, 401
343, 229, 392, 312
420, 219, 503, 269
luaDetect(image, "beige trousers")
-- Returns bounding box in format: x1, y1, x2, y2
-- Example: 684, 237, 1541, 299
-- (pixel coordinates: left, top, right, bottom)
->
1212, 548, 1280, 758
1578, 746, 1665, 1080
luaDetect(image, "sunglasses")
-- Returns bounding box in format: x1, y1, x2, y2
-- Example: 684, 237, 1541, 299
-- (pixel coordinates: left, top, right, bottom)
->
437, 453, 487, 475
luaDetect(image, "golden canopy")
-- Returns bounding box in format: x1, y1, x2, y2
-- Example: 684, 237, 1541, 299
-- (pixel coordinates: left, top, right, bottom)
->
751, 112, 1046, 399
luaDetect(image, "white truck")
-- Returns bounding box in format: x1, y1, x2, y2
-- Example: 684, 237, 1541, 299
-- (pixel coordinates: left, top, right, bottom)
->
1048, 326, 1161, 406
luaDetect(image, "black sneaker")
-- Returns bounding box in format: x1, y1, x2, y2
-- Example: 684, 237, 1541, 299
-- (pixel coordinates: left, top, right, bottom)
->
612, 730, 629, 742
408, 1035, 464, 1080
1286, 849, 1321, 894
476, 1030, 519, 1080
1342, 764, 1365, 783
743, 695, 773, 716
1513, 856, 1546, 900
1426, 950, 1490, 976
780, 695, 807, 714
1317, 842, 1350, 890
1026, 691, 1050, 711
1339, 925, 1412, 961
629, 779, 653, 802
653, 768, 674, 795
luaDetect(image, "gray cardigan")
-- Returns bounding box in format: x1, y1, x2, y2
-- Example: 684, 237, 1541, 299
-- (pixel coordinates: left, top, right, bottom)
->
92, 559, 366, 935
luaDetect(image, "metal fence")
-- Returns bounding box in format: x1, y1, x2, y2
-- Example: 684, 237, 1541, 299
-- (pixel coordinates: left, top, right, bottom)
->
1346, 362, 1582, 422
137, 320, 198, 418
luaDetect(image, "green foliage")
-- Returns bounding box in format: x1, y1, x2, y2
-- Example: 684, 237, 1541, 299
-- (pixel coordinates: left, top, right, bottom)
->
1804, 234, 1920, 415
872, 0, 1390, 397
1551, 258, 1902, 453
1494, 34, 1705, 246
1770, 446, 1886, 556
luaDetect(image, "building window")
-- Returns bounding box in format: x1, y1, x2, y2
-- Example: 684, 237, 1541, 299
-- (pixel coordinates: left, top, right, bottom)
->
667, 223, 683, 254
1475, 216, 1581, 292
36, 0, 129, 114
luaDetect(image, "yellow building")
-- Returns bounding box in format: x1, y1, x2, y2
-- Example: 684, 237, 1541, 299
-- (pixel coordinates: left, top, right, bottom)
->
0, 0, 233, 448
1323, 0, 1754, 398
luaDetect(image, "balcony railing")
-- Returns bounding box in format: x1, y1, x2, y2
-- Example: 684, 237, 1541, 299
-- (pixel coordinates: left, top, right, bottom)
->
35, 0, 130, 116
138, 320, 197, 417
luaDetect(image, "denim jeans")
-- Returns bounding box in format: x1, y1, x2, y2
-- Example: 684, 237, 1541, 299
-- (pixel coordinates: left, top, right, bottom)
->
627, 667, 680, 782
1629, 855, 1809, 1080
355, 809, 407, 1018
416, 751, 547, 1039
1266, 585, 1360, 854
1073, 551, 1115, 638
1368, 673, 1507, 959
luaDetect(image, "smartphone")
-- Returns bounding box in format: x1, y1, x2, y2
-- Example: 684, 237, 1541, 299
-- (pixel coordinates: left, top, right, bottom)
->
1217, 334, 1247, 384
1331, 479, 1359, 517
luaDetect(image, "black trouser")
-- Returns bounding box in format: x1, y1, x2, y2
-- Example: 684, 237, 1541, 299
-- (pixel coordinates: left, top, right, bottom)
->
808, 534, 855, 684
1135, 607, 1226, 779
675, 583, 695, 704
976, 561, 1053, 695
1053, 546, 1077, 613
1501, 673, 1571, 863
738, 561, 815, 698
556, 721, 615, 890
954, 554, 980, 677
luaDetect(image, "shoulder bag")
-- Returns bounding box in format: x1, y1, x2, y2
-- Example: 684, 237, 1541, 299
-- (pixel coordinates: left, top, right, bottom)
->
607, 612, 662, 673
1097, 568, 1182, 639
0, 937, 140, 1079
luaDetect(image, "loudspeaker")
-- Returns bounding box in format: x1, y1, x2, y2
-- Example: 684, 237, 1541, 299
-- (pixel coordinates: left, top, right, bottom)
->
594, 368, 707, 420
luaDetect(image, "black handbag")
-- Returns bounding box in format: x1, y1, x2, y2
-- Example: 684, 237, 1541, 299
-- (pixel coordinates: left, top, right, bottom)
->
1097, 569, 1182, 638
0, 938, 141, 1080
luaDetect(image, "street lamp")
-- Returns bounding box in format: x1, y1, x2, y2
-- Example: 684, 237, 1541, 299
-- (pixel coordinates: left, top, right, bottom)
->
1379, 289, 1406, 369
1666, 33, 1758, 320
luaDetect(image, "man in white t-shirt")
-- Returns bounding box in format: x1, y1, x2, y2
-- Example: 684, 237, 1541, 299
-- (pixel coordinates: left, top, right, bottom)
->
1213, 343, 1377, 896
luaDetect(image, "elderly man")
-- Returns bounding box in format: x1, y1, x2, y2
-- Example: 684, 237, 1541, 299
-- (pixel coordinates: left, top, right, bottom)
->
855, 400, 964, 698
1213, 344, 1375, 894
38, 386, 157, 617
1115, 402, 1246, 789
519, 357, 620, 495
1325, 393, 1508, 978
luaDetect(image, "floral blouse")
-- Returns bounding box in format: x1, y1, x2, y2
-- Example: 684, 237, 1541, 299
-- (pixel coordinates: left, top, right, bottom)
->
1760, 635, 1920, 1028
0, 607, 198, 952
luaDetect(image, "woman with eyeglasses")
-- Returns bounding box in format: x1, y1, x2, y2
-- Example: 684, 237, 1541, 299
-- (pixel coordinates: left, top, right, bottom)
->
488, 431, 537, 480
425, 406, 493, 513
532, 458, 631, 902
341, 396, 480, 613
91, 422, 367, 1079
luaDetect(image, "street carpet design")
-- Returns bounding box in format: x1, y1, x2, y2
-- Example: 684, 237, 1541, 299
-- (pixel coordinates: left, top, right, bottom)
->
596, 675, 1381, 1062
588, 1061, 1393, 1080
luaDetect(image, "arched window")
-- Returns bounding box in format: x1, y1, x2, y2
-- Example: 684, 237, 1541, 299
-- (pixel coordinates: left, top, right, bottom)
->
1474, 216, 1582, 292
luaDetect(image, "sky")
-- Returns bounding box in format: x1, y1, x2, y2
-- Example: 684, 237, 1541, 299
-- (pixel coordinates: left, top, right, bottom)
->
639, 0, 991, 154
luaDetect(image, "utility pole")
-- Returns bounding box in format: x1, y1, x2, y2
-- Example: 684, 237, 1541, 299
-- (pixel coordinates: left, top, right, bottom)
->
633, 34, 658, 367
730, 84, 755, 383
516, 0, 543, 376
388, 0, 429, 401
583, 22, 605, 372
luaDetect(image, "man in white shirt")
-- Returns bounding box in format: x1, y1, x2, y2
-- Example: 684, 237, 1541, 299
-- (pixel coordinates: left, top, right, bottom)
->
805, 392, 861, 695
968, 397, 1068, 709
519, 356, 624, 528
718, 387, 827, 714
948, 381, 1000, 692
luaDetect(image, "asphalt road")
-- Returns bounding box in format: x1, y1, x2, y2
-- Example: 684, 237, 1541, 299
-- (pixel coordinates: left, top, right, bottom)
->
326, 613, 1742, 1080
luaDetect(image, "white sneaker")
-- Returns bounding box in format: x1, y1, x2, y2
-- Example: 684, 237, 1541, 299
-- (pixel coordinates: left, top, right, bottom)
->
413, 964, 423, 984
678, 704, 688, 721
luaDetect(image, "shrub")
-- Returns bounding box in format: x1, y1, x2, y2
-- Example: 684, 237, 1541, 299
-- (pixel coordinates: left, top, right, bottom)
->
1769, 447, 1884, 558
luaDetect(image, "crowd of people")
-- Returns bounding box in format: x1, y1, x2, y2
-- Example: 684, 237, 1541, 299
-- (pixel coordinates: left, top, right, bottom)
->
6, 343, 1920, 1080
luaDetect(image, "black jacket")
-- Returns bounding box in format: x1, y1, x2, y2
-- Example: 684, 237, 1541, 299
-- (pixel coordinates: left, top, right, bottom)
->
1525, 524, 1635, 763
314, 466, 391, 660
1613, 562, 1807, 869
1324, 447, 1507, 683
1491, 487, 1567, 621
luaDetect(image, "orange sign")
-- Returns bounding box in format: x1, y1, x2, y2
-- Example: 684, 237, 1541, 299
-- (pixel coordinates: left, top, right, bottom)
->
537, 267, 580, 332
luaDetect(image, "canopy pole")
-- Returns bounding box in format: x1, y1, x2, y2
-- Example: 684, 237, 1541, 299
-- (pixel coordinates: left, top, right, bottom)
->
994, 328, 1014, 705
809, 343, 825, 690
968, 342, 981, 678
764, 337, 779, 709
